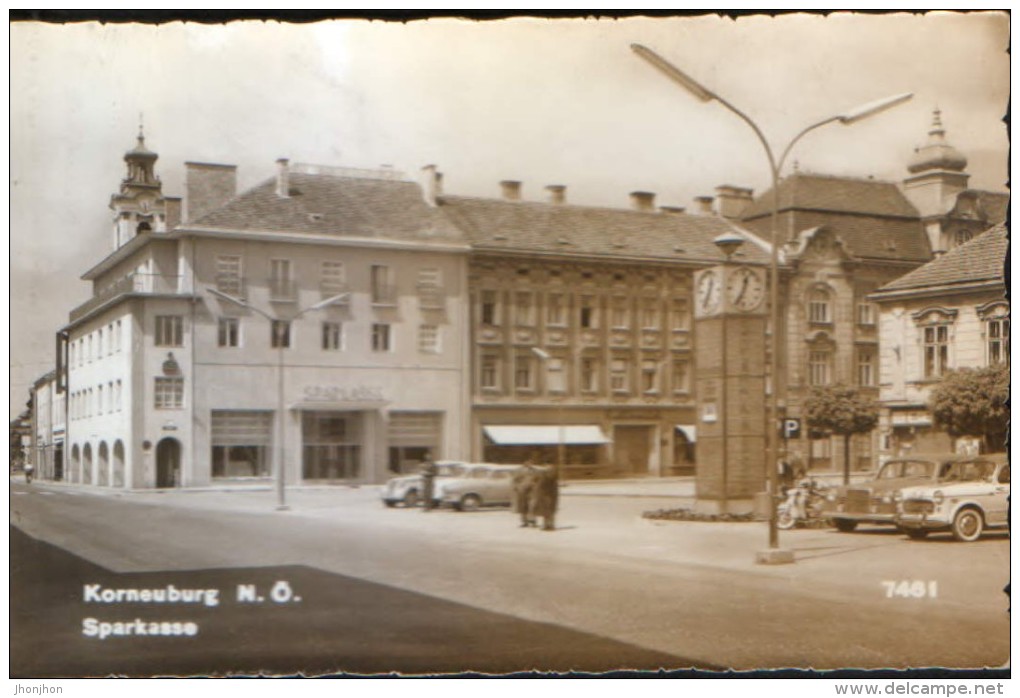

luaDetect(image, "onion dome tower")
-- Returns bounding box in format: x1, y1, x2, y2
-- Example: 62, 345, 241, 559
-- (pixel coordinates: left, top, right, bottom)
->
109, 124, 168, 249
902, 109, 970, 220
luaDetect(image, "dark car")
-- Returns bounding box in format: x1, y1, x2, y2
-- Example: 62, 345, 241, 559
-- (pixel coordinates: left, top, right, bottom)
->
821, 453, 964, 532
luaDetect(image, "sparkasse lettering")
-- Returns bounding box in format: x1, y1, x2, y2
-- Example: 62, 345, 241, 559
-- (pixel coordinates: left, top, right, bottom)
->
82, 617, 199, 640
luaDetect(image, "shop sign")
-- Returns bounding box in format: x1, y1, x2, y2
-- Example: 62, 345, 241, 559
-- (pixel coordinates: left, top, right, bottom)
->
303, 385, 385, 403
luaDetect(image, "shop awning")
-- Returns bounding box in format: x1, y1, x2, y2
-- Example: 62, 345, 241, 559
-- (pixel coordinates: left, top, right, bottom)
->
675, 424, 697, 442
483, 425, 611, 446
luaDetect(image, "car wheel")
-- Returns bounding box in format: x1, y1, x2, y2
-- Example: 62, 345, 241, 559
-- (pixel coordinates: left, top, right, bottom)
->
459, 494, 482, 512
402, 490, 420, 508
832, 518, 858, 533
903, 528, 929, 540
383, 501, 397, 508
952, 507, 984, 542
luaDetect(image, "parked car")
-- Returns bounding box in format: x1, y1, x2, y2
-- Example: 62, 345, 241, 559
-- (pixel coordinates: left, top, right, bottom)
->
821, 454, 964, 532
380, 461, 469, 508
895, 455, 1009, 542
438, 464, 521, 511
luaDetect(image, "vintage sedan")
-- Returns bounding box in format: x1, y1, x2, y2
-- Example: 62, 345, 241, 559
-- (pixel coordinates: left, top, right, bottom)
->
438, 464, 521, 511
380, 461, 470, 508
822, 454, 963, 532
895, 455, 1009, 542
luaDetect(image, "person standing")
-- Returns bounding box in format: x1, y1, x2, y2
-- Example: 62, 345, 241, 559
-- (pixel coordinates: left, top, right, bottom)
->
420, 453, 438, 512
512, 461, 539, 527
24, 462, 34, 484
530, 464, 559, 531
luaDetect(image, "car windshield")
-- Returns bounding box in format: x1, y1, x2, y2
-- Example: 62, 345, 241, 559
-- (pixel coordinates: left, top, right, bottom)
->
941, 461, 996, 483
876, 460, 936, 479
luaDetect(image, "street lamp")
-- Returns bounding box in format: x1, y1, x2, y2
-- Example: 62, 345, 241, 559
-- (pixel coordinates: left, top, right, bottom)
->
531, 347, 565, 475
208, 287, 349, 510
631, 43, 912, 563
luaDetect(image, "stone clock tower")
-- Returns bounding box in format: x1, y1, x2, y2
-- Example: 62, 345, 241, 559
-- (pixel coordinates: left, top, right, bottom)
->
693, 242, 768, 513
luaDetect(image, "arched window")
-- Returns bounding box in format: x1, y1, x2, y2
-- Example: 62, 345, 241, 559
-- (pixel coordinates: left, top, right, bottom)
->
808, 288, 832, 325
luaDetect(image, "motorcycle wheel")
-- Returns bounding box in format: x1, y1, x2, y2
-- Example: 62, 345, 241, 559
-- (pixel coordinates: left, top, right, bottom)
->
777, 508, 796, 530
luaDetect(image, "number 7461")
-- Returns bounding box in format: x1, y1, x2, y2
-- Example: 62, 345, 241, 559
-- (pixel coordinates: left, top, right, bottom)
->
882, 580, 938, 598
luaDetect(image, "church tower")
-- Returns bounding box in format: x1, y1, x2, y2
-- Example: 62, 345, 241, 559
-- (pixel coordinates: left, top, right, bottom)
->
109, 127, 170, 249
902, 109, 970, 219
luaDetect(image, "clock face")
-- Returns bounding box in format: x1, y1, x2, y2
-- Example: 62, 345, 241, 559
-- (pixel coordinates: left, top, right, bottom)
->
726, 267, 765, 312
696, 269, 722, 315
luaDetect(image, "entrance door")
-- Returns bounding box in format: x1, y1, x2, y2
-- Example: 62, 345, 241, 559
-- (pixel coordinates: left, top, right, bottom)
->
156, 438, 181, 488
613, 426, 653, 475
54, 444, 64, 481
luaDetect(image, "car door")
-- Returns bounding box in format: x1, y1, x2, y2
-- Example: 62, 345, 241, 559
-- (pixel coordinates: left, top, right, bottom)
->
985, 463, 1009, 526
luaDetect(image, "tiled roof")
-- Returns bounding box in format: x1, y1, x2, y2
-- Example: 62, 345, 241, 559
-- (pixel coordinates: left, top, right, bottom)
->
192, 172, 466, 242
970, 190, 1009, 224
876, 223, 1007, 293
438, 196, 771, 265
741, 173, 921, 220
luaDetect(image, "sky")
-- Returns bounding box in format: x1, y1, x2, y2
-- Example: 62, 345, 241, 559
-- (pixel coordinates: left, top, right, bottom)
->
8, 12, 1011, 415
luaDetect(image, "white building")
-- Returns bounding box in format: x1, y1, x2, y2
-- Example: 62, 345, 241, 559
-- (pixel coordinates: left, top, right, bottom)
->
30, 370, 66, 481
60, 136, 472, 489
870, 223, 1008, 455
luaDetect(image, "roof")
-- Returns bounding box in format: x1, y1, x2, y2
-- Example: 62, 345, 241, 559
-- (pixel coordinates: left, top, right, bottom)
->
741, 173, 921, 220
875, 223, 1007, 294
439, 196, 770, 265
192, 170, 465, 243
967, 190, 1009, 224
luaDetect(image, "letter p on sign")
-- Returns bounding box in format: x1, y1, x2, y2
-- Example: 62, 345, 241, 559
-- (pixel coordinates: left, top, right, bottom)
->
782, 418, 801, 439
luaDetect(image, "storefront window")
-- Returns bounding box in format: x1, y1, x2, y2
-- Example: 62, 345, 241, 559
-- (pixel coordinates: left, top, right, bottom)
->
302, 412, 362, 480
211, 410, 272, 478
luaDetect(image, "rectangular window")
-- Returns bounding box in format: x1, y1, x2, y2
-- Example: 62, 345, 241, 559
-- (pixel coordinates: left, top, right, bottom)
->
154, 377, 184, 409
269, 259, 294, 300
322, 321, 343, 351
417, 268, 444, 309
610, 358, 629, 392
215, 255, 244, 296
371, 265, 396, 305
97, 385, 104, 415
218, 317, 239, 348
514, 354, 533, 390
857, 302, 876, 326
672, 359, 691, 394
211, 410, 272, 478
115, 320, 122, 353
87, 335, 93, 362
611, 297, 630, 329
418, 324, 439, 354
641, 360, 659, 393
270, 320, 291, 349
98, 329, 104, 357
641, 299, 659, 329
671, 298, 690, 331
546, 357, 566, 393
547, 293, 566, 326
155, 316, 183, 347
580, 357, 598, 393
923, 325, 949, 378
987, 318, 1009, 365
480, 355, 500, 390
809, 295, 831, 324
321, 261, 347, 297
372, 323, 391, 352
480, 290, 500, 326
809, 351, 831, 386
515, 292, 534, 326
857, 348, 875, 386
115, 380, 122, 412
579, 296, 598, 329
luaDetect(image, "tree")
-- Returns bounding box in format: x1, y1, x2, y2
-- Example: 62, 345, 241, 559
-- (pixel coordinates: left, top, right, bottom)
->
929, 363, 1009, 454
804, 384, 880, 484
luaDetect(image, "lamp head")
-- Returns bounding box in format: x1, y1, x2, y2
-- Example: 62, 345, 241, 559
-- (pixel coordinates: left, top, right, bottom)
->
630, 44, 715, 103
713, 231, 745, 259
839, 92, 913, 125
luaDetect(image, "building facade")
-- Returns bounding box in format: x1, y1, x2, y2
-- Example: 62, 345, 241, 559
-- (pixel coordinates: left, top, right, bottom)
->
30, 370, 66, 481
870, 223, 1008, 456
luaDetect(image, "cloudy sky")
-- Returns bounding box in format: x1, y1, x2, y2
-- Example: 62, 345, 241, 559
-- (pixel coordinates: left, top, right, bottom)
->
9, 12, 1010, 414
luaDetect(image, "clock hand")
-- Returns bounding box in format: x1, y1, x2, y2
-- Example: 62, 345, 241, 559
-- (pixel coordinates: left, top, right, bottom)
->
735, 275, 749, 303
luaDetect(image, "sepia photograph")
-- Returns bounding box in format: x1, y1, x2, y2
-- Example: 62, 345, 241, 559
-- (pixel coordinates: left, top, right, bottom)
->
8, 10, 1011, 682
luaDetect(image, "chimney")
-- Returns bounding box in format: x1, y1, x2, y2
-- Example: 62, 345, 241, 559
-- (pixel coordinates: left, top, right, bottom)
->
184, 162, 238, 223
694, 195, 715, 215
630, 191, 656, 212
500, 180, 522, 201
659, 205, 686, 215
165, 196, 182, 230
421, 164, 442, 207
275, 158, 290, 198
545, 184, 566, 205
714, 185, 754, 219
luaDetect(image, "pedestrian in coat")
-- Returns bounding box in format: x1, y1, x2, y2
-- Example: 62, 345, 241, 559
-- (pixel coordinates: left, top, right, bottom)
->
529, 465, 559, 531
512, 461, 539, 527
420, 453, 438, 512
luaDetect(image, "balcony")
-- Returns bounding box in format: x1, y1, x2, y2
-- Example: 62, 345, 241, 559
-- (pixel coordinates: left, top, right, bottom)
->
70, 273, 187, 323
269, 278, 298, 303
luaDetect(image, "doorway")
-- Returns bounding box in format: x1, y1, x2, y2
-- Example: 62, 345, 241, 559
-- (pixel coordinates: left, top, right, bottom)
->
53, 444, 64, 481
613, 425, 654, 475
156, 438, 181, 488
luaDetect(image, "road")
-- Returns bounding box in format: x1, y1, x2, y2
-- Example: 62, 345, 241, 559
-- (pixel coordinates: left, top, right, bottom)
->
9, 480, 1011, 675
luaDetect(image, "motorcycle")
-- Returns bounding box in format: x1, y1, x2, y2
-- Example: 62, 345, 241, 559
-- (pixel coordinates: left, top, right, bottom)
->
777, 478, 829, 529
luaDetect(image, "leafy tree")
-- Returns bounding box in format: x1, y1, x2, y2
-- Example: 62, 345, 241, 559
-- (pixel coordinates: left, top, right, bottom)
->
804, 384, 880, 484
929, 363, 1009, 453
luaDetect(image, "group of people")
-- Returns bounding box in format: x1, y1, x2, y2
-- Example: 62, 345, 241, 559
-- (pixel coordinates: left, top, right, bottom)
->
511, 461, 559, 531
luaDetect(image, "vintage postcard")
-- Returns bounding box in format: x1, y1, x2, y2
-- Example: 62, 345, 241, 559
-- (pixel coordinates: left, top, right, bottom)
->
8, 11, 1011, 683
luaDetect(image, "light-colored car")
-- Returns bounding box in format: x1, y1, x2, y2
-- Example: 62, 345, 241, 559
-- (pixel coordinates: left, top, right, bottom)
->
821, 454, 962, 532
438, 464, 521, 511
895, 455, 1009, 542
380, 461, 469, 508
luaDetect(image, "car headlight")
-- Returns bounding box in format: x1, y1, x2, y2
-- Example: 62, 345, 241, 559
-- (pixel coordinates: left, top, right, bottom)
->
932, 490, 944, 505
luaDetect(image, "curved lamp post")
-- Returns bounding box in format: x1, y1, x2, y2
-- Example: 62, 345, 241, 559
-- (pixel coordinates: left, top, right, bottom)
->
208, 288, 349, 510
631, 43, 912, 561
